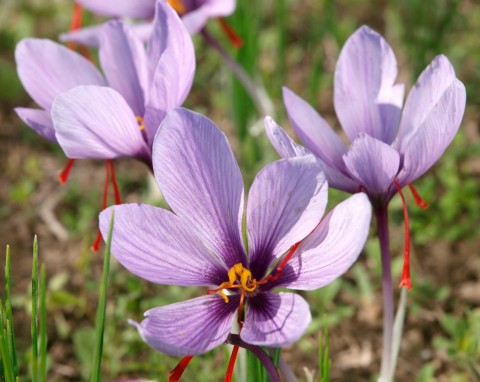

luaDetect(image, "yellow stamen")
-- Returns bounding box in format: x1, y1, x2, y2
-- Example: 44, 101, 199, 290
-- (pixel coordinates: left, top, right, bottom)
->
136, 116, 145, 131
167, 0, 186, 15
208, 263, 258, 304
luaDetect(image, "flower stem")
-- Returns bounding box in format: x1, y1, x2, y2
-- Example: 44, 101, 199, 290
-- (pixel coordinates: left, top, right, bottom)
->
226, 334, 280, 382
375, 206, 394, 382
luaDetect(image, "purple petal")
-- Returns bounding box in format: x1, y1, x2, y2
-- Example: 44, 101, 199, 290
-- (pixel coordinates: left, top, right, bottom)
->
395, 55, 460, 153
99, 204, 229, 286
99, 21, 148, 117
273, 193, 371, 290
343, 134, 400, 196
396, 79, 466, 186
153, 108, 246, 268
14, 108, 56, 142
131, 295, 238, 356
15, 38, 106, 110
144, 1, 195, 145
334, 26, 404, 145
264, 116, 360, 193
247, 156, 328, 278
76, 0, 155, 18
181, 0, 236, 35
283, 87, 347, 170
241, 292, 311, 346
52, 86, 149, 160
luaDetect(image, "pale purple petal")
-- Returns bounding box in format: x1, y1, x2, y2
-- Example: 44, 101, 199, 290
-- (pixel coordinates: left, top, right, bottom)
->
283, 87, 347, 170
14, 108, 56, 142
241, 292, 311, 347
76, 0, 155, 18
395, 55, 459, 153
99, 204, 228, 286
181, 0, 236, 35
144, 1, 195, 144
396, 79, 466, 186
247, 156, 328, 278
52, 86, 149, 160
153, 108, 246, 268
272, 193, 371, 290
59, 24, 103, 48
15, 38, 106, 110
131, 295, 238, 356
264, 116, 360, 193
334, 26, 404, 145
99, 21, 148, 117
343, 134, 400, 196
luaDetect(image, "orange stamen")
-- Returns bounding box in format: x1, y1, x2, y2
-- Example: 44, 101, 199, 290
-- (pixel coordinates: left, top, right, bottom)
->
393, 179, 413, 290
168, 0, 186, 15
217, 19, 244, 48
91, 161, 110, 252
169, 355, 194, 382
224, 345, 240, 382
58, 159, 76, 184
107, 160, 121, 205
136, 116, 145, 131
408, 183, 429, 209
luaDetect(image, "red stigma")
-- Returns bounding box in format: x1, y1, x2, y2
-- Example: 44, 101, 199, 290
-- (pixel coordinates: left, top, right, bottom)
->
58, 159, 76, 184
393, 179, 413, 290
169, 355, 194, 382
225, 345, 240, 382
67, 3, 83, 51
217, 19, 244, 48
408, 183, 429, 209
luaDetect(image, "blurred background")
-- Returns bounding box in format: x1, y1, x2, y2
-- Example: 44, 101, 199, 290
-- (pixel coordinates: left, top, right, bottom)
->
0, 0, 479, 380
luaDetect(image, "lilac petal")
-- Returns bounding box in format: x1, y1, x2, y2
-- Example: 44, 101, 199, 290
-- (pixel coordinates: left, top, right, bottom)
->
272, 193, 372, 290
247, 156, 328, 278
395, 55, 459, 153
131, 294, 238, 356
264, 116, 360, 193
334, 26, 404, 145
396, 79, 466, 186
144, 1, 195, 145
76, 0, 155, 18
14, 108, 57, 142
343, 134, 400, 196
99, 204, 228, 286
15, 38, 106, 110
181, 0, 236, 35
283, 87, 347, 170
241, 292, 311, 347
99, 21, 148, 117
153, 108, 246, 268
52, 86, 149, 160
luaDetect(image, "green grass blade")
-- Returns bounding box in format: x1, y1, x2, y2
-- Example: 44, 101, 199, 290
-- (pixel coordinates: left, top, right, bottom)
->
0, 301, 14, 382
91, 212, 114, 382
4, 246, 17, 378
31, 236, 39, 382
39, 264, 47, 382
319, 316, 331, 382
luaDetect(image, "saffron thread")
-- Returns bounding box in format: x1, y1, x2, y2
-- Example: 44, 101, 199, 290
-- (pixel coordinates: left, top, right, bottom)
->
91, 162, 110, 252
107, 160, 122, 205
217, 18, 244, 48
408, 183, 429, 209
58, 159, 76, 184
169, 355, 194, 382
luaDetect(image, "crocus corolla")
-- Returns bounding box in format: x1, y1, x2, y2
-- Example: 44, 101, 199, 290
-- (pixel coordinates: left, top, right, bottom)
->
266, 25, 466, 288
99, 108, 371, 365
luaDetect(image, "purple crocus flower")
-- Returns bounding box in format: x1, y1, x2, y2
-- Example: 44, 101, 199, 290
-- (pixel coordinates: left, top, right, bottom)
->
99, 108, 371, 375
266, 25, 466, 288
62, 0, 237, 47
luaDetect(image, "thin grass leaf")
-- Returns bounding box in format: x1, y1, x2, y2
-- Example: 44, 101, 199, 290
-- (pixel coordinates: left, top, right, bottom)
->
91, 212, 114, 382
4, 246, 17, 378
318, 316, 331, 382
31, 236, 39, 382
0, 301, 14, 382
39, 264, 47, 382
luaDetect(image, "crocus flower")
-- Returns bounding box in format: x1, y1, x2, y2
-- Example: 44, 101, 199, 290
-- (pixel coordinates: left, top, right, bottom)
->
62, 0, 237, 47
99, 108, 372, 378
266, 25, 466, 288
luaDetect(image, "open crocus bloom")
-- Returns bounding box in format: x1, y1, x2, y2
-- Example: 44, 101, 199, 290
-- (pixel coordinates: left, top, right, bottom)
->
99, 108, 372, 356
266, 25, 466, 208
62, 0, 237, 47
16, 1, 194, 165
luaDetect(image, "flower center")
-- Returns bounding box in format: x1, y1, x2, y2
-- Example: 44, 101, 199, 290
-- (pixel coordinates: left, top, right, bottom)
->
167, 0, 186, 15
210, 263, 257, 303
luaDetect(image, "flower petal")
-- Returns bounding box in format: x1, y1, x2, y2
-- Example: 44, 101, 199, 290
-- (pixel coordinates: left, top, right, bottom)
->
272, 193, 371, 290
343, 134, 400, 197
264, 116, 359, 193
241, 292, 311, 347
52, 86, 149, 160
99, 21, 148, 117
14, 108, 57, 142
247, 156, 328, 278
76, 0, 155, 18
334, 26, 404, 145
144, 0, 195, 145
15, 38, 106, 110
131, 294, 238, 356
100, 204, 228, 286
153, 108, 246, 268
181, 0, 236, 35
283, 87, 347, 170
396, 79, 466, 186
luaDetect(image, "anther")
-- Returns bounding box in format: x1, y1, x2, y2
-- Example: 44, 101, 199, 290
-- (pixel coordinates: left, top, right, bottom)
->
168, 0, 186, 15
136, 116, 145, 131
